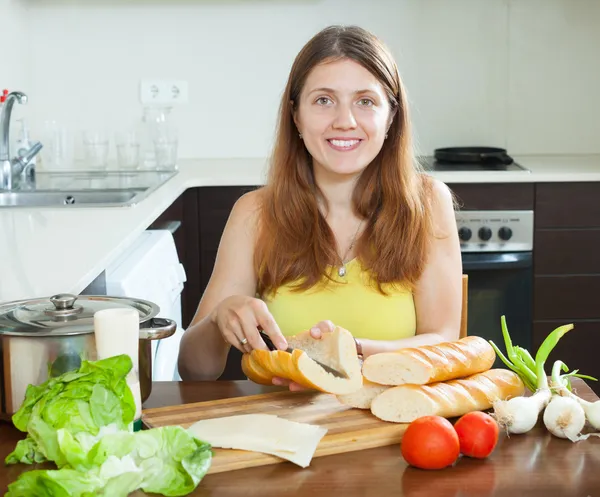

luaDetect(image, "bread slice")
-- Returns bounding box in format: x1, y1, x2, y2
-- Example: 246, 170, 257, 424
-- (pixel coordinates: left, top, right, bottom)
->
370, 368, 525, 423
241, 326, 363, 395
362, 335, 496, 386
336, 379, 390, 409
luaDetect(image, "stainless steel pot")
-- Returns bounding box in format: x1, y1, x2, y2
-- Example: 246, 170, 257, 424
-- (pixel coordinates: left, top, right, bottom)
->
0, 293, 176, 419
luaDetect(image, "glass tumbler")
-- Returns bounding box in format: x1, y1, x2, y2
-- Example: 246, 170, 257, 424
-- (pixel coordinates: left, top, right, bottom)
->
82, 130, 109, 171
41, 121, 74, 171
153, 134, 178, 171
115, 130, 141, 170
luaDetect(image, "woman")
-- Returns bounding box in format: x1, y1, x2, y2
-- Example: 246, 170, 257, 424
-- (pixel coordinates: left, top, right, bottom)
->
178, 25, 462, 385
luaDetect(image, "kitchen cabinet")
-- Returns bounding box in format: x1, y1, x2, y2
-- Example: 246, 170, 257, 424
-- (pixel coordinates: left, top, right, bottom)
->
197, 186, 259, 380
533, 182, 600, 395
148, 188, 200, 329
447, 183, 534, 210
166, 181, 599, 390
193, 183, 538, 381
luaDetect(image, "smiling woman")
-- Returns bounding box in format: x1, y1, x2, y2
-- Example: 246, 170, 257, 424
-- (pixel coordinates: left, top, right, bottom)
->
178, 25, 463, 385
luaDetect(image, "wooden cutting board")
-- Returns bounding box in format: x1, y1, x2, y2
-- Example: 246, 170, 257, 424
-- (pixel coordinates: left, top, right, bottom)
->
141, 389, 408, 474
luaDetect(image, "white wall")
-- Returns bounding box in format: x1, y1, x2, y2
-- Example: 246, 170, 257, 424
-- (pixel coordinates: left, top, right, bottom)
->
0, 0, 29, 93
16, 0, 600, 160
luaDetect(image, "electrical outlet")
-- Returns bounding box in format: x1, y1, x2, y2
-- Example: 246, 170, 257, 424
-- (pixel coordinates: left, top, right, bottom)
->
140, 80, 189, 105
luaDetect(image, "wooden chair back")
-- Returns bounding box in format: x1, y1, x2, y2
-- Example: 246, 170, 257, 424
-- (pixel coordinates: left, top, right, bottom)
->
460, 274, 469, 338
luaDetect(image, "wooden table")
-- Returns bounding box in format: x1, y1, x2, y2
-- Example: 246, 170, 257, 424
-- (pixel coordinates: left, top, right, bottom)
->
2, 379, 600, 497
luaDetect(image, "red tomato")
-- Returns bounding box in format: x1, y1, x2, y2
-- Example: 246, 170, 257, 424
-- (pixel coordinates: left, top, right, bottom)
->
401, 416, 460, 470
454, 411, 499, 459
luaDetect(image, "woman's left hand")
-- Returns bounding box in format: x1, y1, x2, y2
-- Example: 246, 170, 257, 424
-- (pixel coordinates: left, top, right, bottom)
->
308, 319, 335, 339
271, 320, 336, 390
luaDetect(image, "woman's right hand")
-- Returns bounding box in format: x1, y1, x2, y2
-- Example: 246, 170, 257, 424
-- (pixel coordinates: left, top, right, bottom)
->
210, 295, 288, 354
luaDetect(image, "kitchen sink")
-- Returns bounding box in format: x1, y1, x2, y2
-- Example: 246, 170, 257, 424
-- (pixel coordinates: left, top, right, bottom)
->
0, 169, 178, 208
0, 189, 148, 207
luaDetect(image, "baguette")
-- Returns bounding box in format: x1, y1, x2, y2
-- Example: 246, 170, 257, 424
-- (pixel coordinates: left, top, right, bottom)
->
241, 326, 363, 395
370, 368, 525, 423
362, 335, 495, 386
336, 379, 390, 409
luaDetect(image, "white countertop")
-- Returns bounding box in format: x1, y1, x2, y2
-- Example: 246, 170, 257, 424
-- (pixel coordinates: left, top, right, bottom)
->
1, 153, 599, 303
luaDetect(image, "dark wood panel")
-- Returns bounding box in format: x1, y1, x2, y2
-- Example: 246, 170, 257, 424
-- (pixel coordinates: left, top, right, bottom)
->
181, 189, 200, 328
148, 189, 200, 329
534, 275, 600, 320
448, 183, 534, 210
197, 186, 259, 291
198, 185, 258, 211
198, 186, 259, 381
200, 251, 218, 295
533, 320, 600, 396
536, 182, 600, 228
534, 229, 600, 275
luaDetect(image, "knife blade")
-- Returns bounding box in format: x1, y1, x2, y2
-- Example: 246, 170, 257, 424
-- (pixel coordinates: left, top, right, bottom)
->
258, 330, 348, 379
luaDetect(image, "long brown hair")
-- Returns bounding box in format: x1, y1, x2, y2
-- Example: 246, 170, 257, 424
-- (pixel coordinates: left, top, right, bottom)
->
254, 25, 435, 297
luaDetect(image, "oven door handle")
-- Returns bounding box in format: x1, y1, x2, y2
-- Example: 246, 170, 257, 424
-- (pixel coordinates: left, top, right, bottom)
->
462, 252, 532, 270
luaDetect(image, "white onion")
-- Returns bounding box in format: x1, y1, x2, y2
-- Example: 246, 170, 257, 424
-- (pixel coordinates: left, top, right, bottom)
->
492, 389, 551, 434
543, 395, 586, 442
561, 389, 600, 431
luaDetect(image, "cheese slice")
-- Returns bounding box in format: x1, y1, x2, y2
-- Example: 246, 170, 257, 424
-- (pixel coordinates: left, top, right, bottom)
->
187, 414, 328, 468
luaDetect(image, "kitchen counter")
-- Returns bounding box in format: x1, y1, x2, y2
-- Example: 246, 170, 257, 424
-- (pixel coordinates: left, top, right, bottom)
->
1, 153, 599, 303
1, 378, 599, 496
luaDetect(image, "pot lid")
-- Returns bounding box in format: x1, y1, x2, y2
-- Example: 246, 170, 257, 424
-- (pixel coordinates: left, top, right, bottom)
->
0, 293, 159, 337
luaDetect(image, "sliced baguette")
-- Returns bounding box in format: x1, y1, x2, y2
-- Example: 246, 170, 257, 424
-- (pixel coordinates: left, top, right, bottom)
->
241, 326, 363, 395
370, 368, 525, 423
336, 379, 390, 409
362, 335, 495, 386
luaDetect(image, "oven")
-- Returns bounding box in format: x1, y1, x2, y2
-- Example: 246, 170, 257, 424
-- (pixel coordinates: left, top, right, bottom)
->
457, 210, 534, 367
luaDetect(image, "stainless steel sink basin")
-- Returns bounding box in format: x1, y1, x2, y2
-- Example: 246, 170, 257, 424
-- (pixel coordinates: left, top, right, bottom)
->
0, 169, 178, 208
0, 188, 148, 207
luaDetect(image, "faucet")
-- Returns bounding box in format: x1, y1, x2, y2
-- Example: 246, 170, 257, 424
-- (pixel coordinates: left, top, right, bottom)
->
0, 91, 43, 191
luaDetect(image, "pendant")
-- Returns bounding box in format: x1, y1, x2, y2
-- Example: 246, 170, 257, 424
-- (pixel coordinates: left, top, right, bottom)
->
338, 265, 347, 277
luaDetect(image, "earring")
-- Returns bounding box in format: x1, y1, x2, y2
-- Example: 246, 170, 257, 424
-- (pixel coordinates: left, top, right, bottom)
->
299, 133, 303, 139
385, 133, 388, 139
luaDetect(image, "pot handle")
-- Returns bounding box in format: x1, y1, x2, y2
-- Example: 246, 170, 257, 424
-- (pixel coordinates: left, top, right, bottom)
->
139, 317, 177, 340
480, 152, 514, 165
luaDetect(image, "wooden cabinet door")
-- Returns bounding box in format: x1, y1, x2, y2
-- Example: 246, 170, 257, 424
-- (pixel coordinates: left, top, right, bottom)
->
198, 186, 259, 380
533, 182, 600, 395
148, 189, 199, 329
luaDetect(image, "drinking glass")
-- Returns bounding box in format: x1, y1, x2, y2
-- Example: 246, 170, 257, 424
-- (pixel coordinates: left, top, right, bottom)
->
82, 130, 109, 170
153, 134, 178, 171
115, 130, 141, 170
41, 121, 74, 171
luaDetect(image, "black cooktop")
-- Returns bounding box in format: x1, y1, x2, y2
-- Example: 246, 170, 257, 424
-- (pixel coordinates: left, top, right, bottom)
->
418, 156, 530, 173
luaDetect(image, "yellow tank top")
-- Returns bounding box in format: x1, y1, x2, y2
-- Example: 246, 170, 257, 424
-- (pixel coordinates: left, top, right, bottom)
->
262, 258, 416, 340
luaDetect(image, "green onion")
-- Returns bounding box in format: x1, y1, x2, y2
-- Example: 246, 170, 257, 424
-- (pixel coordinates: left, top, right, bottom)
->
489, 316, 576, 393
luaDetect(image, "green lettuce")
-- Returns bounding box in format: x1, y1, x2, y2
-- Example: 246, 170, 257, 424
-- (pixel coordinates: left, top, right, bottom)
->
6, 354, 136, 467
5, 354, 213, 497
5, 426, 212, 497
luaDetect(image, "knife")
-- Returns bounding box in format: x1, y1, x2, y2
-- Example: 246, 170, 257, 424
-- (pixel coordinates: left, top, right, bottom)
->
258, 330, 348, 379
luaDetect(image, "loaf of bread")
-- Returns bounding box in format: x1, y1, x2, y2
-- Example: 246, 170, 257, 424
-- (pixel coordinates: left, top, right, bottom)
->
241, 326, 363, 395
370, 368, 524, 423
362, 335, 496, 386
336, 379, 390, 409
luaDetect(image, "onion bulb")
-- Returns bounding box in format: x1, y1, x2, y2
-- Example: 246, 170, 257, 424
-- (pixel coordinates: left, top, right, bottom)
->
557, 386, 600, 431
551, 360, 600, 435
492, 388, 551, 435
543, 395, 587, 442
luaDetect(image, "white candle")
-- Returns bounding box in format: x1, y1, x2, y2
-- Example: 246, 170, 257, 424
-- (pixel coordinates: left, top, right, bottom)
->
93, 308, 142, 425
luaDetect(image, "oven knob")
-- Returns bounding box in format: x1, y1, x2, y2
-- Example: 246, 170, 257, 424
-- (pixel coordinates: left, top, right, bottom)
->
458, 227, 472, 241
478, 226, 492, 241
498, 226, 513, 241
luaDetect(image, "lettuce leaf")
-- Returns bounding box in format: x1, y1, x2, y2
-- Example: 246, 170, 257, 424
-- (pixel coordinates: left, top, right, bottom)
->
5, 354, 213, 496
6, 426, 213, 497
6, 354, 136, 467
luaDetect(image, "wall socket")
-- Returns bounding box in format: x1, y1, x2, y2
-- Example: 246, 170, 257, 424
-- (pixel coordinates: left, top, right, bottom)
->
140, 80, 189, 105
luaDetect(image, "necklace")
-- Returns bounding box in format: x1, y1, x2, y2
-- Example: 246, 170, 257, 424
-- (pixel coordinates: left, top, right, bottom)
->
337, 219, 364, 277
